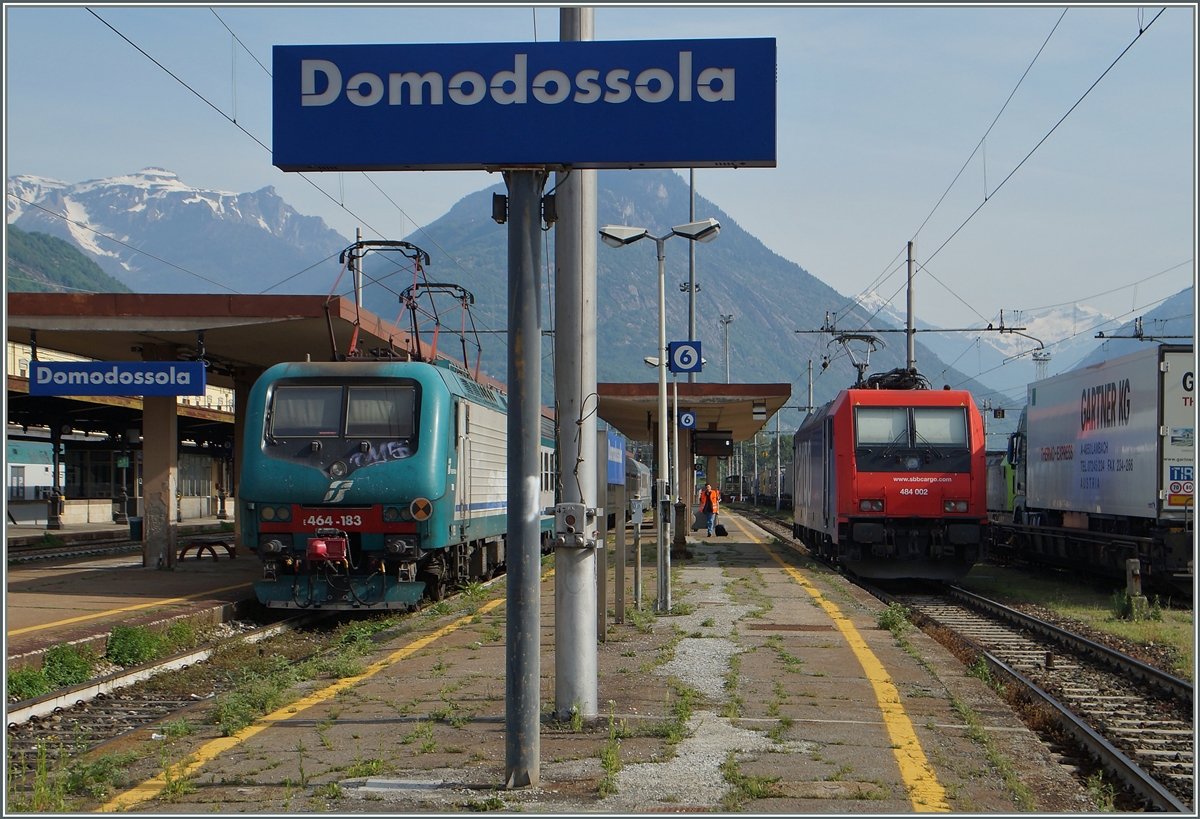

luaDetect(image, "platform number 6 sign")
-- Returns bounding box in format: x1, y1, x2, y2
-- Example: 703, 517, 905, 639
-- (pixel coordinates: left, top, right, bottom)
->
668, 341, 702, 374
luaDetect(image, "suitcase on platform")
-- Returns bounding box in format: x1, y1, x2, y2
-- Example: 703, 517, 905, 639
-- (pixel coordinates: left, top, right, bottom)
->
714, 514, 728, 537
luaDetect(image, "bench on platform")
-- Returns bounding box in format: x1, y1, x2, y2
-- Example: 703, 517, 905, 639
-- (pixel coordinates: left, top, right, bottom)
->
179, 534, 237, 561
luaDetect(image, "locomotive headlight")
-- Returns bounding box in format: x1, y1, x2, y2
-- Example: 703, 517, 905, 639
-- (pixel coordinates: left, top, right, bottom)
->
261, 506, 276, 521
944, 500, 969, 513
383, 506, 401, 522
859, 499, 883, 512
330, 461, 348, 478
276, 505, 291, 521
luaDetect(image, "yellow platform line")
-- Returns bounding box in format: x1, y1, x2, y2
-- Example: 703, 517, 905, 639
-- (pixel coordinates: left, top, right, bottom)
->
726, 515, 950, 813
7, 582, 253, 637
98, 586, 520, 812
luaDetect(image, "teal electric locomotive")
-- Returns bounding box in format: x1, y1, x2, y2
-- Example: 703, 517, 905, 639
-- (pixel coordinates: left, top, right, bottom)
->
240, 358, 556, 609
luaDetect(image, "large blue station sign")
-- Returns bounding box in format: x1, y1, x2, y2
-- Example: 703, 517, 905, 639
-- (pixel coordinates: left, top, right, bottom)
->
30, 362, 207, 398
273, 38, 775, 171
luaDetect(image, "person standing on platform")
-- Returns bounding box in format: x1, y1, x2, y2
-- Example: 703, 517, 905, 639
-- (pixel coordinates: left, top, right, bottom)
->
700, 483, 721, 537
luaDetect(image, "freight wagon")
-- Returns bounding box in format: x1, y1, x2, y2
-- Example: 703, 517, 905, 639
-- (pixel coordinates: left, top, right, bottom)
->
992, 344, 1194, 592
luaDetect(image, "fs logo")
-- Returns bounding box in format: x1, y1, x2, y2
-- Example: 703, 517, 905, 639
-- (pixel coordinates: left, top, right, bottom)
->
323, 480, 354, 503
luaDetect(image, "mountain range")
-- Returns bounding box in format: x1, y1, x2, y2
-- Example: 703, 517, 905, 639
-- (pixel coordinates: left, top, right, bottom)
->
7, 168, 1190, 431
7, 169, 346, 294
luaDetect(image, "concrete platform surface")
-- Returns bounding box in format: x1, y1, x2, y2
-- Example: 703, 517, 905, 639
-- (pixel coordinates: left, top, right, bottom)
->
77, 512, 1097, 813
7, 540, 259, 665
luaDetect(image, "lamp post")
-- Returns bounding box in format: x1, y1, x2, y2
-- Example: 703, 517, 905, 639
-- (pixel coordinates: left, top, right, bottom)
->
600, 218, 719, 613
719, 314, 734, 383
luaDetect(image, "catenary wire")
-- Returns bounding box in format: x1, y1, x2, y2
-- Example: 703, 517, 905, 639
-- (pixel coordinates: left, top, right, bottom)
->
87, 5, 513, 360
833, 10, 1067, 323
918, 7, 1167, 277
191, 12, 511, 346
920, 260, 1193, 385
209, 8, 271, 77
839, 7, 1165, 330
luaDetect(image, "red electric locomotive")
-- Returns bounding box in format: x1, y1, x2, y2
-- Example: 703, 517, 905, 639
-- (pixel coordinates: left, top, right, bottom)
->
791, 369, 987, 580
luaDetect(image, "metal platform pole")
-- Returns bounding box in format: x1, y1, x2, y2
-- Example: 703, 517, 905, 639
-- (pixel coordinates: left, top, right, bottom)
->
552, 2, 599, 725
504, 167, 548, 789
654, 238, 671, 612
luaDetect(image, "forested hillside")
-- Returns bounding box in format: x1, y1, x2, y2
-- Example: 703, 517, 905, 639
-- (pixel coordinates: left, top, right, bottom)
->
6, 225, 132, 293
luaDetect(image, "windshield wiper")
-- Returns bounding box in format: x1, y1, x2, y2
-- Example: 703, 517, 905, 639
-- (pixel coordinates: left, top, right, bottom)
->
880, 428, 910, 459
912, 429, 945, 459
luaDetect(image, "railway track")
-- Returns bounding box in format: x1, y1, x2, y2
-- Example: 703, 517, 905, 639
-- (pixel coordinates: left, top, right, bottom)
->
6, 572, 503, 785
738, 507, 1194, 812
893, 587, 1192, 812
6, 538, 144, 565
5, 615, 311, 775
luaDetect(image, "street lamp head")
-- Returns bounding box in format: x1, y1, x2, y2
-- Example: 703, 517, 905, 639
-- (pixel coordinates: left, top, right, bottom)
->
672, 217, 721, 243
599, 224, 649, 248
643, 356, 660, 368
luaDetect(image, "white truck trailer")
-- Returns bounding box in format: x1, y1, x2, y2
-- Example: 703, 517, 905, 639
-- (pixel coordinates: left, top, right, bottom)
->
999, 344, 1193, 591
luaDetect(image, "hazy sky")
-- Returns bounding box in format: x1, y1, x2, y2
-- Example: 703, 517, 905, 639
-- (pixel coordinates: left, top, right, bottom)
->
4, 4, 1196, 332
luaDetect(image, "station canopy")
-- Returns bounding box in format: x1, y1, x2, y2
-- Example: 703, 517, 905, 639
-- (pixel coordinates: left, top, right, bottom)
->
6, 293, 454, 390
597, 382, 792, 443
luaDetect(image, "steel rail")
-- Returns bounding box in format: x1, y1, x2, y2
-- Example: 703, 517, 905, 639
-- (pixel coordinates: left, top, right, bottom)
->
7, 541, 143, 564
901, 596, 1189, 813
945, 584, 1192, 703
6, 615, 310, 727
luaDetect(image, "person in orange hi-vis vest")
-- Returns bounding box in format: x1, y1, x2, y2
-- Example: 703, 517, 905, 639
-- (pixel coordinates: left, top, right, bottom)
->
700, 483, 721, 537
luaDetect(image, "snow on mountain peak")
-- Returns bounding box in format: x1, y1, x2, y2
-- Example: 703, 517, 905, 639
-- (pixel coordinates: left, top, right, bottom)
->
6, 174, 69, 222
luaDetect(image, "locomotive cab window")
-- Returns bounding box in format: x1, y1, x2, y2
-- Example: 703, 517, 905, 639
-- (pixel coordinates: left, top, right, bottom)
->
854, 405, 972, 473
855, 407, 908, 447
271, 386, 344, 437
912, 407, 968, 448
346, 386, 416, 438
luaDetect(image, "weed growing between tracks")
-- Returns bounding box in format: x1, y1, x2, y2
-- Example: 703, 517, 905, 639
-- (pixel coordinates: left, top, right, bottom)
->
7, 621, 200, 701
948, 693, 1034, 811
1085, 770, 1117, 811
7, 642, 99, 700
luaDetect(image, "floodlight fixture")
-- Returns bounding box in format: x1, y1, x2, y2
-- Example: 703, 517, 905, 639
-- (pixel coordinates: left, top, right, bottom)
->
599, 225, 649, 248
671, 218, 720, 243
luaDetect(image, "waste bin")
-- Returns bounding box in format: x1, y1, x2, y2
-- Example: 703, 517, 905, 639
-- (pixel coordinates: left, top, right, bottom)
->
129, 516, 144, 541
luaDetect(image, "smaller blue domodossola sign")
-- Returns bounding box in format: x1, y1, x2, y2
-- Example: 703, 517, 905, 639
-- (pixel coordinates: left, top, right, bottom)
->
30, 362, 207, 397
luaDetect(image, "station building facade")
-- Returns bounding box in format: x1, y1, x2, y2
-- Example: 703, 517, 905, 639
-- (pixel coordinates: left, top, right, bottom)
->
6, 340, 235, 526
